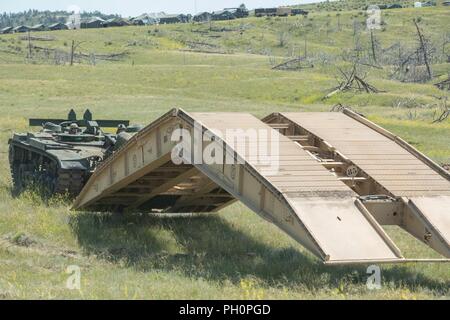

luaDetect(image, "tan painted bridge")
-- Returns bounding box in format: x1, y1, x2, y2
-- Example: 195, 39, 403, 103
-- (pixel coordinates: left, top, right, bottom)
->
73, 108, 450, 265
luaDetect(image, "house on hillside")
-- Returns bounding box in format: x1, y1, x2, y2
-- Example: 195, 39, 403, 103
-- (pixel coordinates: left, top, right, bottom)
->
443, 1, 450, 6
13, 25, 30, 33
30, 24, 47, 32
211, 10, 236, 21
81, 17, 106, 29
48, 22, 69, 31
193, 12, 212, 22
0, 26, 13, 34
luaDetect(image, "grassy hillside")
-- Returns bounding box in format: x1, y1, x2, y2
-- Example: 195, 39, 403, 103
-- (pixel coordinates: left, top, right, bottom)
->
298, 0, 422, 11
0, 6, 449, 299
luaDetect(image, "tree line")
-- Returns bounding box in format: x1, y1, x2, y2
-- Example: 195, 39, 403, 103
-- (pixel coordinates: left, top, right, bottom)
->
0, 10, 121, 28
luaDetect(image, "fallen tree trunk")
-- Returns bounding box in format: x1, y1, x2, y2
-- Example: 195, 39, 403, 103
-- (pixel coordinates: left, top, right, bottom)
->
323, 64, 382, 100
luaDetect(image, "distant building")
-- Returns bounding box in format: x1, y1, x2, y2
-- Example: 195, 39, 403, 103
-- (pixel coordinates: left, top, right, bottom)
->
159, 14, 180, 24
130, 18, 145, 25
211, 10, 236, 21
193, 12, 212, 22
266, 8, 277, 16
387, 4, 403, 9
224, 6, 249, 18
422, 1, 436, 6
443, 1, 450, 5
104, 18, 130, 27
13, 25, 30, 33
48, 22, 69, 31
81, 17, 106, 29
277, 7, 291, 16
291, 9, 309, 16
30, 24, 47, 32
364, 4, 388, 9
159, 14, 187, 24
131, 14, 158, 25
254, 8, 265, 17
414, 1, 422, 7
179, 14, 191, 23
254, 8, 277, 17
0, 26, 13, 34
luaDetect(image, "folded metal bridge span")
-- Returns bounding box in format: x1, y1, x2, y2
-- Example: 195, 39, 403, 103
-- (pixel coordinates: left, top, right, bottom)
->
73, 108, 450, 265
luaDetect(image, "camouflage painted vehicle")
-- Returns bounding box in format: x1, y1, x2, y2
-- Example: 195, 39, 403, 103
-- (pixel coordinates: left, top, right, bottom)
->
8, 109, 142, 197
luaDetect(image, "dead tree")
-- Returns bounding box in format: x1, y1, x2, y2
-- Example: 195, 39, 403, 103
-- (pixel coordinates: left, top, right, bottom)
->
413, 19, 432, 80
391, 47, 434, 82
330, 103, 352, 112
20, 35, 55, 41
70, 40, 85, 66
27, 31, 32, 59
435, 74, 450, 91
390, 20, 436, 83
336, 13, 341, 31
370, 30, 377, 64
440, 32, 450, 60
272, 57, 313, 71
277, 30, 289, 47
323, 63, 381, 100
304, 36, 308, 58
432, 96, 449, 123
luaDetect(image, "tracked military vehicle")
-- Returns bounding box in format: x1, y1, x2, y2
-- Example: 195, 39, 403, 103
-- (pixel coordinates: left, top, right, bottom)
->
8, 109, 142, 197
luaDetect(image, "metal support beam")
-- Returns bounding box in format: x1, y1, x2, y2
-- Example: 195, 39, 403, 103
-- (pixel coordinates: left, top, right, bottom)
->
131, 167, 200, 209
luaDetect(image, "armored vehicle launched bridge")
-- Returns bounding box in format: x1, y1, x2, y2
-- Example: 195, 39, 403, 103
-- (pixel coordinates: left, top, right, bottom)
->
72, 108, 450, 265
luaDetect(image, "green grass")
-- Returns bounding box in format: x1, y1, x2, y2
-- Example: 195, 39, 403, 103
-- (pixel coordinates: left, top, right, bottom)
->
0, 6, 449, 299
298, 0, 427, 11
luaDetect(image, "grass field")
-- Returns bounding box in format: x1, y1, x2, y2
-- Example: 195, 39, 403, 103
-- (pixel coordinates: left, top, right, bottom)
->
0, 5, 449, 299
